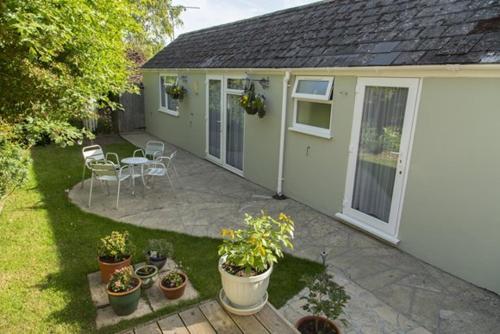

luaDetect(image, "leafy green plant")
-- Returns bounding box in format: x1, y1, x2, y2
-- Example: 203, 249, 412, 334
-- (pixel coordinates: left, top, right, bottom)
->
301, 272, 350, 332
161, 261, 186, 288
0, 139, 31, 199
108, 266, 138, 293
97, 231, 135, 262
166, 84, 186, 100
218, 212, 294, 275
144, 239, 174, 259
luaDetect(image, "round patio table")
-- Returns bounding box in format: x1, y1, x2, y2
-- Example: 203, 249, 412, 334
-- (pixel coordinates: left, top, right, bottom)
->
121, 157, 149, 195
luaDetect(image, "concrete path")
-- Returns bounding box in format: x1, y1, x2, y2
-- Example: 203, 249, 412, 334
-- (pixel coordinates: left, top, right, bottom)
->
70, 132, 500, 333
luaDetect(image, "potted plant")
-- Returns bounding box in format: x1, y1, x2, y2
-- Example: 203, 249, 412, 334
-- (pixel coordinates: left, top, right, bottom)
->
97, 231, 134, 283
159, 263, 188, 300
107, 266, 142, 316
144, 239, 173, 270
167, 84, 186, 101
296, 272, 350, 334
218, 212, 294, 312
134, 264, 159, 289
239, 83, 266, 118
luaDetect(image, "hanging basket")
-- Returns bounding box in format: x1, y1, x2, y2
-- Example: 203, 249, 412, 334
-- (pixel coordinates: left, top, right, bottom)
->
239, 83, 266, 118
167, 85, 186, 101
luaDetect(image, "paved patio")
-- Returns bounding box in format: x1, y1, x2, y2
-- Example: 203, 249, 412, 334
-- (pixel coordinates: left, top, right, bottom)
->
70, 132, 500, 333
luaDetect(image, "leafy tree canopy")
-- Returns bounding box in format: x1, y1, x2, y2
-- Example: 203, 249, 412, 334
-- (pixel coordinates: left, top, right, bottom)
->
0, 0, 182, 143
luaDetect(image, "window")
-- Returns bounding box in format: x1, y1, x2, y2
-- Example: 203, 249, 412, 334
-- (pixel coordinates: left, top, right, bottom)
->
292, 76, 333, 100
290, 76, 334, 138
226, 78, 245, 91
159, 74, 178, 115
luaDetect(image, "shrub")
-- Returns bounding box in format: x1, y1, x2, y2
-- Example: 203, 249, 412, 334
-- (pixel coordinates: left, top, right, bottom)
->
218, 212, 294, 275
0, 140, 31, 199
97, 231, 135, 262
301, 271, 350, 328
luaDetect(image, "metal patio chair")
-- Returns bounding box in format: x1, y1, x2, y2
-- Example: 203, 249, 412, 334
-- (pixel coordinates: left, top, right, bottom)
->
133, 140, 165, 161
81, 145, 120, 188
87, 161, 131, 209
144, 151, 179, 189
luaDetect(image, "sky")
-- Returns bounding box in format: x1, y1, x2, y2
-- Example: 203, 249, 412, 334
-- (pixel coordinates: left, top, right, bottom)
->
172, 0, 319, 37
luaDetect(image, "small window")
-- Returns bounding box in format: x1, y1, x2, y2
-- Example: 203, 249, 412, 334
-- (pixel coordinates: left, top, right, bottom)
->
290, 76, 334, 138
292, 76, 333, 100
159, 74, 178, 115
227, 78, 245, 90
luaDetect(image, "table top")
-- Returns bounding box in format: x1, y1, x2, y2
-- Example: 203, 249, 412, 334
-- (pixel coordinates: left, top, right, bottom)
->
121, 157, 149, 165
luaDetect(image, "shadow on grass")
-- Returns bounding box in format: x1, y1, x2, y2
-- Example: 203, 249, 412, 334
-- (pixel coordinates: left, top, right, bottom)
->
29, 139, 323, 333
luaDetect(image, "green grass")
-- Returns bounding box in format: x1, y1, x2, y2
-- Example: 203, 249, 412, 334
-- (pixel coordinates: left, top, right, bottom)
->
0, 141, 323, 333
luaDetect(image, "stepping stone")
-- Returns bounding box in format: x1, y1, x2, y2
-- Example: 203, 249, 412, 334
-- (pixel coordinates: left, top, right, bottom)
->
89, 259, 199, 329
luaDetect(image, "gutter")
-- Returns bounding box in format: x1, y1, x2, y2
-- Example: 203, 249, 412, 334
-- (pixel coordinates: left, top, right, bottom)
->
274, 71, 291, 199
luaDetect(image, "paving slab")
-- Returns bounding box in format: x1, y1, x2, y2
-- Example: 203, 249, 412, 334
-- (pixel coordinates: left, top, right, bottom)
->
89, 258, 199, 329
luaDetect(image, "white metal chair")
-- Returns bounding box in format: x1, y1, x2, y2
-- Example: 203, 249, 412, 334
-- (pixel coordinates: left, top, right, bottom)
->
81, 145, 120, 188
87, 161, 131, 209
144, 151, 179, 188
133, 140, 165, 161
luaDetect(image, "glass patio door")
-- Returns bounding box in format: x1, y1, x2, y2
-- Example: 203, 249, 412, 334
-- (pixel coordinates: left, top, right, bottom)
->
342, 78, 420, 241
206, 75, 245, 174
207, 77, 222, 163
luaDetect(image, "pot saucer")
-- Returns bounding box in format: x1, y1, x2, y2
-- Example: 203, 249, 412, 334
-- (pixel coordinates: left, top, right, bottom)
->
219, 288, 268, 316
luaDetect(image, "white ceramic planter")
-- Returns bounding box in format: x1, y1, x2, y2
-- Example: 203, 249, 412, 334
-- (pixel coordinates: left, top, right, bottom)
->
218, 256, 273, 308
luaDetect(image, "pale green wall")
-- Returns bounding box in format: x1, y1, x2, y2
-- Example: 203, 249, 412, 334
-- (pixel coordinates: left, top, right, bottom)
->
399, 78, 500, 294
143, 71, 206, 157
143, 72, 283, 191
282, 76, 356, 215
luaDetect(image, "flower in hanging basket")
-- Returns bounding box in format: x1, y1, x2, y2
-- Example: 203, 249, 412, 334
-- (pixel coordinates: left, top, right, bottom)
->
239, 83, 266, 118
167, 84, 186, 100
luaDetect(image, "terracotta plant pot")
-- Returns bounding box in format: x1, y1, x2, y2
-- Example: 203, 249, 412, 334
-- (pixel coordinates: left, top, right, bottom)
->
107, 278, 142, 316
98, 256, 132, 283
159, 272, 187, 300
134, 265, 159, 289
296, 316, 341, 334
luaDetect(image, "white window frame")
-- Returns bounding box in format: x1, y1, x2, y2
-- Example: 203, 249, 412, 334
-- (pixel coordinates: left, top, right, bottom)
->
289, 76, 334, 139
158, 73, 179, 116
292, 76, 334, 101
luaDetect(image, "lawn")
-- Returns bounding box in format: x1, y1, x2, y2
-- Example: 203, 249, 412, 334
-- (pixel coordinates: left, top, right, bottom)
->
0, 139, 323, 333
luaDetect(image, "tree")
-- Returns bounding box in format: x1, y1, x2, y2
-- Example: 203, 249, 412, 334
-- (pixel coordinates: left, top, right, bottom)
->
0, 0, 183, 198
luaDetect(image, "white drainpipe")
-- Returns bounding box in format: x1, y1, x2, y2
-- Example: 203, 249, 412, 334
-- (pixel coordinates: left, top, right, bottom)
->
276, 71, 291, 198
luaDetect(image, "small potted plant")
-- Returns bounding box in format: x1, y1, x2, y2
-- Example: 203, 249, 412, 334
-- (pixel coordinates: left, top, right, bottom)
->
97, 231, 134, 283
159, 262, 188, 300
167, 84, 186, 101
239, 83, 266, 118
107, 266, 142, 316
134, 264, 159, 289
218, 212, 294, 313
296, 272, 350, 334
144, 239, 174, 270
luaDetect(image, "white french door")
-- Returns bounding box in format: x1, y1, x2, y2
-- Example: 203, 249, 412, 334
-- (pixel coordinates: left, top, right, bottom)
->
340, 78, 420, 242
206, 75, 245, 175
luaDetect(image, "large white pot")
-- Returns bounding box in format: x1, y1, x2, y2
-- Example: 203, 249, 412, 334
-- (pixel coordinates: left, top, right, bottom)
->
218, 256, 273, 308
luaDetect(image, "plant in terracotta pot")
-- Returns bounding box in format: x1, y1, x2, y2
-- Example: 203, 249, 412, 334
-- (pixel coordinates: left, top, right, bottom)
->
144, 239, 173, 270
218, 212, 294, 314
134, 264, 158, 289
107, 266, 142, 316
97, 231, 135, 283
159, 262, 188, 300
296, 271, 350, 334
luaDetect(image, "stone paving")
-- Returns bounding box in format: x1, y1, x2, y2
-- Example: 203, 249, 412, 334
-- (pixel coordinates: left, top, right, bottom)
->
70, 132, 500, 333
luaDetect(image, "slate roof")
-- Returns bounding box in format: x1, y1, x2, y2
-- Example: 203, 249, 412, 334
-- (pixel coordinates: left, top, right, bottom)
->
143, 0, 500, 69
